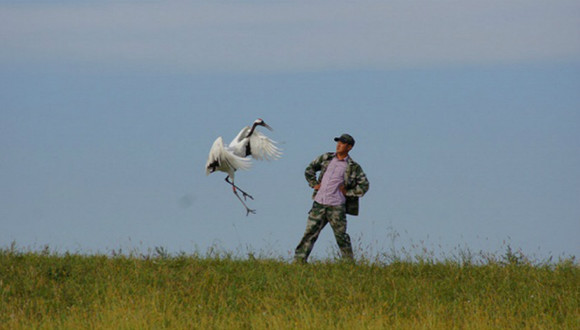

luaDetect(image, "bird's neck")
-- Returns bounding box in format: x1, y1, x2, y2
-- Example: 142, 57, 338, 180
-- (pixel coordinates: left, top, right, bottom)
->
247, 122, 259, 137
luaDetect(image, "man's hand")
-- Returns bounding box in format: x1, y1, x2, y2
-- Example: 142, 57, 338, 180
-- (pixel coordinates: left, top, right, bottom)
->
314, 184, 321, 190
339, 184, 347, 196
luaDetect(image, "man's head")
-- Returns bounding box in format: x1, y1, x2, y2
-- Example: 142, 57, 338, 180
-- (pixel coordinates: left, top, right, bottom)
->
334, 134, 354, 156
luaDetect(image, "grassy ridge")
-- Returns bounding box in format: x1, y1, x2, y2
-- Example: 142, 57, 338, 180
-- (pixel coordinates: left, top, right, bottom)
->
0, 248, 578, 329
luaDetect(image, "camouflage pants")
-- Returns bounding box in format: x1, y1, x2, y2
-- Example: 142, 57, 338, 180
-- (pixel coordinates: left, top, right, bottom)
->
294, 202, 353, 262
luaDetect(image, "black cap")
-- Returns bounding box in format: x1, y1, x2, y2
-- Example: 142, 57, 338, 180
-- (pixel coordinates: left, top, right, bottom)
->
334, 133, 355, 146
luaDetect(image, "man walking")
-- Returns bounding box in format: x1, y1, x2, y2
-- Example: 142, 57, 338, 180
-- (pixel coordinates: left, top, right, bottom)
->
294, 134, 370, 263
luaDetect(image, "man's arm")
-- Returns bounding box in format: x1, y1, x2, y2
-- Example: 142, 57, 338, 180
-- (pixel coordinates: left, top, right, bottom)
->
345, 164, 369, 198
304, 154, 325, 188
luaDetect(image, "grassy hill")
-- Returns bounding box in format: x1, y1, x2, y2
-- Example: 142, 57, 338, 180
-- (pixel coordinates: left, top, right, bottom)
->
1, 246, 578, 329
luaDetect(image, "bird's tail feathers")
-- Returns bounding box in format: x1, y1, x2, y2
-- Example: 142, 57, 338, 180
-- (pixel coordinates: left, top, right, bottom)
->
206, 136, 252, 175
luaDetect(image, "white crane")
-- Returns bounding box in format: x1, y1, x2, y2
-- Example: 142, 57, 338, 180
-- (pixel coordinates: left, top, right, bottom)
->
205, 119, 282, 215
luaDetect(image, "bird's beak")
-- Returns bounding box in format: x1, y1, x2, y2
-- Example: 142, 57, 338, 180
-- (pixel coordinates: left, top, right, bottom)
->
262, 122, 273, 131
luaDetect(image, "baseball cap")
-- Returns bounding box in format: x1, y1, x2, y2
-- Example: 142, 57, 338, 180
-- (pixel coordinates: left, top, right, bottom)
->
334, 133, 355, 146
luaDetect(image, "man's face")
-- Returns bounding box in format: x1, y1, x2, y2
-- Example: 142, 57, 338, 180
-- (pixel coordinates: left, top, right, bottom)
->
336, 141, 352, 154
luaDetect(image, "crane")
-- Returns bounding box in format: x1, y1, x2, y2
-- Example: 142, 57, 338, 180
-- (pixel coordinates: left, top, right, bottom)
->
205, 119, 282, 215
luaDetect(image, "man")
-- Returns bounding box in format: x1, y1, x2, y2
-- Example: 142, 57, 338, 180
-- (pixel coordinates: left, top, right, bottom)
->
294, 133, 370, 263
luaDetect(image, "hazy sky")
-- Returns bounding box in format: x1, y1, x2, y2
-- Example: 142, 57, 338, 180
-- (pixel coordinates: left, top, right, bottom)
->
1, 1, 579, 261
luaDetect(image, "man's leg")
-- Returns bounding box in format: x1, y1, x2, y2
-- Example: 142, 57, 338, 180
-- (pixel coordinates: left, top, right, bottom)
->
327, 205, 354, 260
294, 202, 327, 263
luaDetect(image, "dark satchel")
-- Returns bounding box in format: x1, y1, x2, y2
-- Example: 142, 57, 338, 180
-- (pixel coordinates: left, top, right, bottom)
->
345, 197, 359, 216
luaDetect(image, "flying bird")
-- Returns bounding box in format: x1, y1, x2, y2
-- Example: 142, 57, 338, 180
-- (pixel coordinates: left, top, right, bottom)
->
205, 119, 282, 215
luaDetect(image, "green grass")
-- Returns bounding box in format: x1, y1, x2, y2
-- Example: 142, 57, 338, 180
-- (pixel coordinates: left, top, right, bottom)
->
0, 245, 578, 329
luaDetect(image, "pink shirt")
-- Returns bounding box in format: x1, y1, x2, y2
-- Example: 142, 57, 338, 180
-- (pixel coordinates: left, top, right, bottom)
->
314, 156, 348, 206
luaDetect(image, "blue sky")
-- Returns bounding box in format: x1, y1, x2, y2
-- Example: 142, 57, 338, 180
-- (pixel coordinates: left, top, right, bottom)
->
1, 1, 579, 261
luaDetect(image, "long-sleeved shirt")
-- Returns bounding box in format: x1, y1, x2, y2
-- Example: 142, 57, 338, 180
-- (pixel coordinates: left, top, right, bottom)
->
305, 152, 370, 215
314, 156, 348, 206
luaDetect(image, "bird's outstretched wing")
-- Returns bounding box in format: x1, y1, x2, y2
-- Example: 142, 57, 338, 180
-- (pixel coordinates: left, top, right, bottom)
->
248, 131, 282, 161
206, 137, 252, 175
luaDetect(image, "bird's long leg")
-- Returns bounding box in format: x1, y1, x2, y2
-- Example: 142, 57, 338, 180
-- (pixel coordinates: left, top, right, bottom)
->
225, 177, 256, 216
233, 189, 256, 216
224, 177, 254, 200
